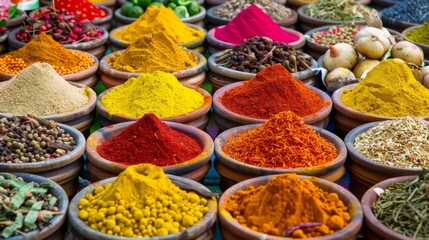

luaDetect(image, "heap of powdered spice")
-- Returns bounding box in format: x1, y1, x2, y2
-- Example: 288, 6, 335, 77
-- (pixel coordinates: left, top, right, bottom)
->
109, 32, 198, 73
214, 5, 299, 45
222, 111, 338, 168
97, 113, 203, 166
113, 5, 204, 44
52, 0, 107, 21
221, 64, 326, 119
0, 33, 94, 75
0, 62, 89, 116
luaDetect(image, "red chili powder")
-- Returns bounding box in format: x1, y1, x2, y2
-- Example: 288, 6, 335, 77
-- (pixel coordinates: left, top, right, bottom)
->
53, 0, 107, 21
214, 5, 299, 45
97, 113, 203, 166
220, 64, 326, 119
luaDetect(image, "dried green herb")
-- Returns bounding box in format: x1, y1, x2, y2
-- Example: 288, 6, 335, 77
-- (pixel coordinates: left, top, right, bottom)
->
1, 212, 23, 238
305, 0, 370, 21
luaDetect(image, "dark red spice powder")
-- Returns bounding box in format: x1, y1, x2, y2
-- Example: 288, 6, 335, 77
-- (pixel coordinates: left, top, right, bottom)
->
53, 0, 107, 21
214, 4, 299, 45
97, 113, 203, 166
220, 64, 326, 119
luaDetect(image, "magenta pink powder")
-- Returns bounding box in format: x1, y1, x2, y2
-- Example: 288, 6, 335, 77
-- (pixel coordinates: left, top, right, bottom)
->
214, 5, 299, 45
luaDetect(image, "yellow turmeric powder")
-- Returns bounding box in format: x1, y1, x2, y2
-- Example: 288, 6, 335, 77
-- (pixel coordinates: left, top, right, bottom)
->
224, 174, 350, 238
113, 5, 204, 44
342, 59, 429, 117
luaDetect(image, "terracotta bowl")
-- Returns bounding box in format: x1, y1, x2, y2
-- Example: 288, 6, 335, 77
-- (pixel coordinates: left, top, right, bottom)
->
6, 9, 26, 31
108, 23, 206, 52
218, 174, 363, 240
212, 80, 332, 130
206, 25, 305, 54
0, 31, 8, 55
0, 172, 68, 240
379, 9, 418, 33
361, 175, 420, 240
69, 175, 218, 240
99, 49, 207, 88
402, 25, 429, 60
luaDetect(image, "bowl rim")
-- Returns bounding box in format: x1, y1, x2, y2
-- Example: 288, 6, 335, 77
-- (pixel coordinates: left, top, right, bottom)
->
68, 175, 218, 240
6, 9, 26, 27
218, 174, 363, 240
0, 172, 69, 240
379, 8, 419, 29
402, 25, 429, 49
86, 120, 214, 174
0, 121, 85, 170
212, 81, 332, 125
297, 5, 367, 25
361, 175, 419, 240
214, 124, 347, 175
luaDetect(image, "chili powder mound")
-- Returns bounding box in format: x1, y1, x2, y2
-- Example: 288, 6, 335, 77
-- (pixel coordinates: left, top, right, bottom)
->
220, 64, 326, 119
97, 113, 203, 166
222, 111, 338, 168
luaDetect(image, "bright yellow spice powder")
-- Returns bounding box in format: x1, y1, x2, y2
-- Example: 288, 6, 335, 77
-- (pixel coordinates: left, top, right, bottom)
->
341, 59, 429, 117
101, 71, 204, 118
113, 5, 204, 44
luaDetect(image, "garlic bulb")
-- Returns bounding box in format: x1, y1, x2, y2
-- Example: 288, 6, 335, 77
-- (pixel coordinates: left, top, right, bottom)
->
325, 67, 359, 92
354, 27, 391, 59
424, 74, 429, 89
421, 66, 429, 79
322, 43, 358, 71
392, 41, 424, 66
353, 59, 380, 78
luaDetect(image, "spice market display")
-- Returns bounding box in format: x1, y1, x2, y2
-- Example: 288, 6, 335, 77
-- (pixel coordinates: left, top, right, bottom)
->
0, 0, 428, 238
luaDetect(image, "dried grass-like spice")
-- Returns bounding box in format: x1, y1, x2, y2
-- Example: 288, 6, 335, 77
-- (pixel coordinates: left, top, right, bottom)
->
222, 111, 338, 168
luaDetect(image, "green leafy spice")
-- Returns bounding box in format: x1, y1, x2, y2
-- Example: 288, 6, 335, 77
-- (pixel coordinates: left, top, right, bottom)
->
305, 0, 370, 21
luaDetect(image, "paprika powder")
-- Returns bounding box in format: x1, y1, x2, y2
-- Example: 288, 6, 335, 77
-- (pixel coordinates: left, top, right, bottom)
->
220, 64, 326, 119
97, 113, 203, 166
52, 0, 107, 21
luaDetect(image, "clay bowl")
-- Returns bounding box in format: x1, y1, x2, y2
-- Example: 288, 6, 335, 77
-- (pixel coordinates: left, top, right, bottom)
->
206, 25, 305, 54
6, 9, 26, 31
99, 49, 207, 88
212, 78, 332, 130
402, 25, 429, 60
108, 23, 206, 52
0, 31, 8, 55
297, 5, 368, 32
86, 120, 214, 180
379, 8, 418, 33
69, 175, 218, 240
218, 174, 363, 240
0, 172, 69, 240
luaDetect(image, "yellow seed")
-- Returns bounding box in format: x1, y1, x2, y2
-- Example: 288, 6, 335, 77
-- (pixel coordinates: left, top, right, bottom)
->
105, 219, 116, 230
134, 210, 143, 220
156, 228, 169, 236
78, 210, 89, 220
94, 186, 104, 195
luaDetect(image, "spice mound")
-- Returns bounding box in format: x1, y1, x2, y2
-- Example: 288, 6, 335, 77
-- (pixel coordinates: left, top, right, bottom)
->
0, 33, 94, 75
0, 62, 89, 116
78, 164, 211, 237
215, 36, 313, 74
310, 25, 363, 47
382, 0, 429, 24
354, 117, 429, 168
214, 0, 292, 21
0, 173, 62, 238
214, 5, 299, 45
341, 59, 429, 117
406, 21, 429, 45
97, 113, 203, 166
109, 32, 198, 73
372, 170, 429, 239
305, 0, 369, 21
53, 0, 107, 21
224, 173, 350, 238
223, 111, 338, 168
101, 71, 204, 118
221, 64, 326, 119
113, 5, 204, 44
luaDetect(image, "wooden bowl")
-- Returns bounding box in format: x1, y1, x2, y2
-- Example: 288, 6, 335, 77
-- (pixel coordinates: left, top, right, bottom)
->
402, 25, 429, 60
108, 23, 206, 52
0, 31, 8, 55
361, 175, 419, 240
69, 175, 218, 240
6, 9, 26, 31
0, 172, 69, 240
218, 174, 363, 240
379, 8, 418, 33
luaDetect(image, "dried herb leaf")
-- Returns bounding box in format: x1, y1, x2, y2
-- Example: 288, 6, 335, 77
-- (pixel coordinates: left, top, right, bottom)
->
10, 183, 33, 210
24, 201, 43, 231
1, 212, 23, 238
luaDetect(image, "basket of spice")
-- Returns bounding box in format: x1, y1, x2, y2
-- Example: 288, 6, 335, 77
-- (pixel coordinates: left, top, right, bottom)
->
219, 173, 363, 239
297, 0, 370, 32
402, 23, 429, 60
100, 32, 206, 88
0, 27, 7, 55
0, 173, 69, 239
0, 113, 85, 197
206, 5, 304, 54
344, 117, 428, 200
214, 111, 346, 190
96, 71, 212, 130
361, 171, 429, 240
212, 64, 331, 131
69, 164, 218, 239
332, 59, 429, 135
5, 6, 26, 31
206, 0, 297, 29
86, 113, 213, 182
380, 0, 428, 32
0, 63, 97, 136
109, 5, 206, 53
